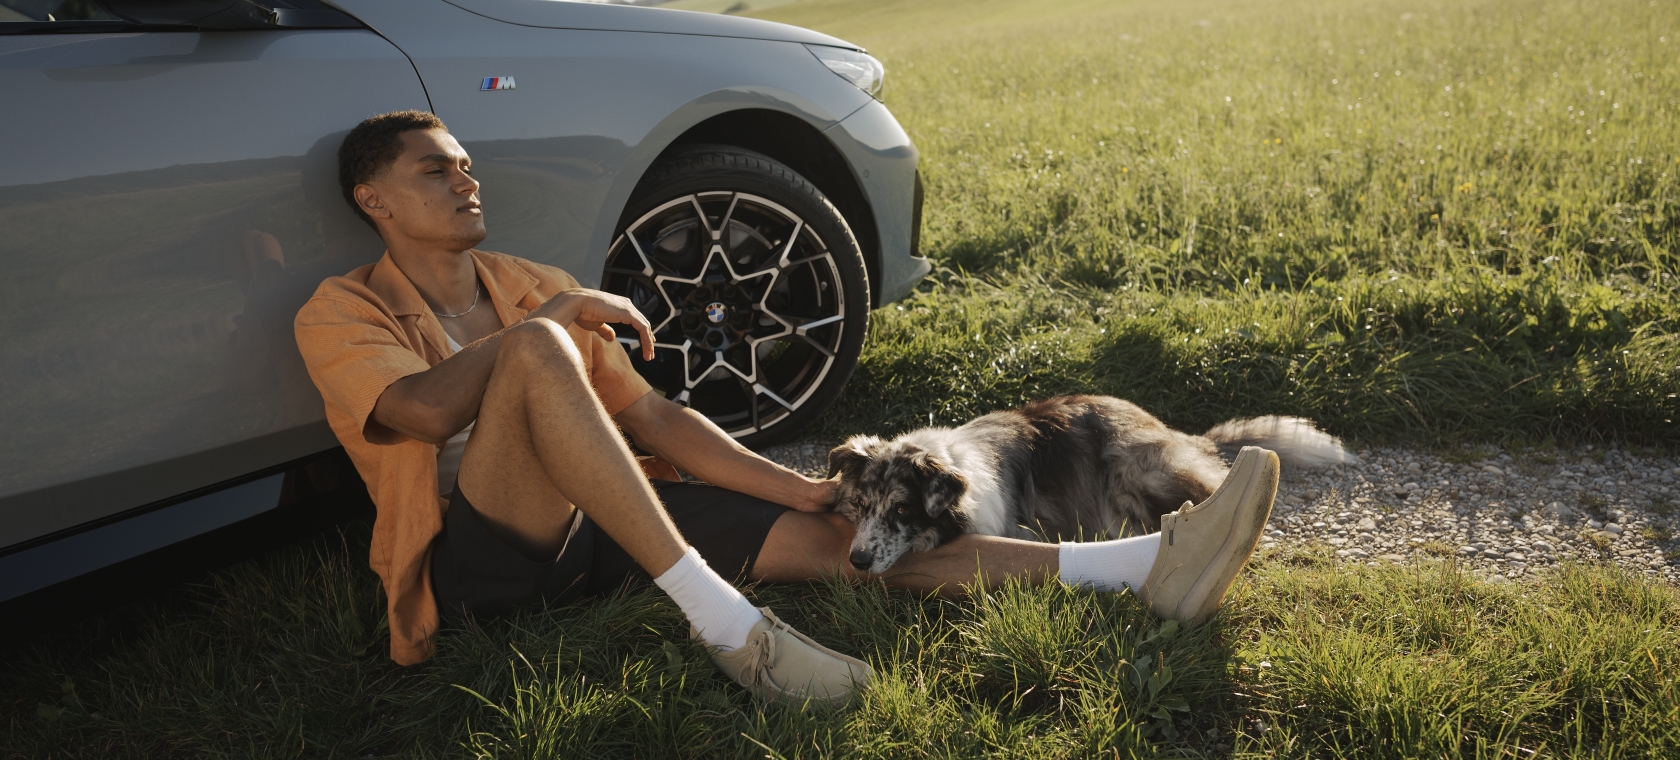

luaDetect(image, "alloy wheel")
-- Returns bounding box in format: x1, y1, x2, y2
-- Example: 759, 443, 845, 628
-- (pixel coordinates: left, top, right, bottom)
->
602, 191, 850, 439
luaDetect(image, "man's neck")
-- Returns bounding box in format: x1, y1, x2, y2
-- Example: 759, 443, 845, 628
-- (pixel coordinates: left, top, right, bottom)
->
385, 240, 479, 315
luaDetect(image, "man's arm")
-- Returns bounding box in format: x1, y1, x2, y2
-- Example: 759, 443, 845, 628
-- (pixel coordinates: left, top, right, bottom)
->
370, 289, 655, 444
614, 392, 837, 513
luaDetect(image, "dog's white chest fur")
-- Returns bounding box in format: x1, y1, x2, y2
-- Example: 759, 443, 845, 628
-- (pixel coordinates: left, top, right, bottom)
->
898, 428, 1016, 538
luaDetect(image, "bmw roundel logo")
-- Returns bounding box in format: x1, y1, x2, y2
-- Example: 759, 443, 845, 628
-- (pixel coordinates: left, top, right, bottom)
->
705, 302, 728, 324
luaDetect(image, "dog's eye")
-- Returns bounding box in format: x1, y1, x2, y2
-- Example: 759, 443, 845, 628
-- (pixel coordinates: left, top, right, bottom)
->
895, 505, 908, 517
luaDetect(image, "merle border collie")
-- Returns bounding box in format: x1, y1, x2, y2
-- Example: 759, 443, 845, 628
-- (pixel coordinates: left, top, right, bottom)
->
827, 395, 1351, 574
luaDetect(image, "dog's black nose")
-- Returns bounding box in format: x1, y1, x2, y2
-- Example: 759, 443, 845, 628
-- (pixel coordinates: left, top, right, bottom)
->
848, 549, 874, 571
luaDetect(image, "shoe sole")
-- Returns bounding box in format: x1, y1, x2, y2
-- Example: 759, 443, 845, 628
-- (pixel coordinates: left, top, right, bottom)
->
1152, 446, 1278, 628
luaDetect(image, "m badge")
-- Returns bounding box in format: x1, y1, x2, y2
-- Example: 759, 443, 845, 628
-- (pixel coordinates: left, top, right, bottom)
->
480, 77, 516, 91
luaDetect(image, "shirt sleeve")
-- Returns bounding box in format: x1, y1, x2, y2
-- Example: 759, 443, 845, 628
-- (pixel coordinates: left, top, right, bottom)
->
295, 294, 431, 445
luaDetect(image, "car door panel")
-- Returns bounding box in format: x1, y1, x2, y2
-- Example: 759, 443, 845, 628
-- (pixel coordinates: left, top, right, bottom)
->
0, 28, 428, 549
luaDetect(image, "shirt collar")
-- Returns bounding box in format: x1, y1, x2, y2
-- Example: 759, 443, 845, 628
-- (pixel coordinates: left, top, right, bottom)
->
366, 251, 432, 318
365, 249, 542, 358
469, 250, 539, 325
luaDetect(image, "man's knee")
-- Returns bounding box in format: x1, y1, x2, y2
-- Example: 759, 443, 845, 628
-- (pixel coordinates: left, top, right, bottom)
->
756, 511, 859, 580
811, 512, 857, 554
498, 318, 586, 377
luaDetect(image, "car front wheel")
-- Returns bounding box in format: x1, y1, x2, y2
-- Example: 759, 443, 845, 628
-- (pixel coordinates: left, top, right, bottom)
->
601, 145, 870, 448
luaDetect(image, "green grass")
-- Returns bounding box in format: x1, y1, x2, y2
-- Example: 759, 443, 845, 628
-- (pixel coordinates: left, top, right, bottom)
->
5, 530, 1677, 758
6, 0, 1680, 756
753, 0, 1680, 447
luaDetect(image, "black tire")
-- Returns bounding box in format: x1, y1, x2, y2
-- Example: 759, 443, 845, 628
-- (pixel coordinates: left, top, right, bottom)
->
602, 145, 871, 449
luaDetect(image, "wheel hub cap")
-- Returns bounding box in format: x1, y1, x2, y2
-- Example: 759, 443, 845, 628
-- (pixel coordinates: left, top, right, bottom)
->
683, 287, 750, 349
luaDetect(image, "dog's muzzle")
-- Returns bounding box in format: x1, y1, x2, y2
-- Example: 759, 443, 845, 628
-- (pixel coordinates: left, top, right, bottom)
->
848, 548, 874, 572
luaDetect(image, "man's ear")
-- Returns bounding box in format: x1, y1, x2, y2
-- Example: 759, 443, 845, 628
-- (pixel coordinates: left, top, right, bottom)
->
911, 452, 967, 517
827, 435, 882, 478
354, 183, 391, 220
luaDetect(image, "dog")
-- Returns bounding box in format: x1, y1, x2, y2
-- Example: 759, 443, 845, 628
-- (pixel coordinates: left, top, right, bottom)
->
827, 395, 1351, 574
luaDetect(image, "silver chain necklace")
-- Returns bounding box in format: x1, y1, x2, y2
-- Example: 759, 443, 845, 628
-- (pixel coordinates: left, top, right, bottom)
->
432, 284, 481, 319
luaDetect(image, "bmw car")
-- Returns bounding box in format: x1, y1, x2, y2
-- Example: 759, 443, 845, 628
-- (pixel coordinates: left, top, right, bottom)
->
0, 0, 925, 609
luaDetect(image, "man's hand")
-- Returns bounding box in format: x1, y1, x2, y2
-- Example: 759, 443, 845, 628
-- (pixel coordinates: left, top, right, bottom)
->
529, 288, 655, 361
792, 477, 840, 513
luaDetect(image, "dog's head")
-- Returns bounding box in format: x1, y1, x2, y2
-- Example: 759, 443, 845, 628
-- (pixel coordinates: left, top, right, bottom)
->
827, 435, 970, 574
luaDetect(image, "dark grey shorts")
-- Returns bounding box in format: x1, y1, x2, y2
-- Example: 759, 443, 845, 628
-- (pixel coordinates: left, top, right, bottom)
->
430, 480, 791, 623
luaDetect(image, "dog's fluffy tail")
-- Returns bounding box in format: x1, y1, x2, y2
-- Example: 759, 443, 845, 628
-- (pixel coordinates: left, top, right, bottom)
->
1204, 416, 1354, 469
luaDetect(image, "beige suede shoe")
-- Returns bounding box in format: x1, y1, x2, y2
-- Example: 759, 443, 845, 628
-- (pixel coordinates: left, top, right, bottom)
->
1141, 446, 1279, 629
695, 607, 872, 708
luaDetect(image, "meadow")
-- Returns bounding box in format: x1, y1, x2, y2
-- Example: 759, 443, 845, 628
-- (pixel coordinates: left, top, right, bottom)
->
793, 0, 1679, 449
4, 0, 1678, 756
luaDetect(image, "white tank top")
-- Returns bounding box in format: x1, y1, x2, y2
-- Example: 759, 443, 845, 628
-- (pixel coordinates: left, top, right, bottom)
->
437, 333, 475, 496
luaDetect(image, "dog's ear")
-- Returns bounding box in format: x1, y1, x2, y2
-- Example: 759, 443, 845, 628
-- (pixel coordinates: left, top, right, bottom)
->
911, 452, 968, 517
828, 435, 883, 479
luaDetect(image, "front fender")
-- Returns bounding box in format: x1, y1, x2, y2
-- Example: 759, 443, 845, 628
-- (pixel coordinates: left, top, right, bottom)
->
583, 87, 876, 283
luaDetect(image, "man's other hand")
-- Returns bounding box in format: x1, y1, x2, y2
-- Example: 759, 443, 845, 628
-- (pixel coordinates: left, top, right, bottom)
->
792, 477, 840, 514
532, 288, 655, 360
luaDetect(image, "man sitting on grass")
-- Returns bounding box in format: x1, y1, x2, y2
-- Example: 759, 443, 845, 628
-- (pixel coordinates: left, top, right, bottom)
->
295, 110, 1280, 707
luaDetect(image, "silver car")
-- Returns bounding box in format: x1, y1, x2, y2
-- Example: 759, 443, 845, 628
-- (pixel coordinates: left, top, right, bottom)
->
0, 0, 925, 607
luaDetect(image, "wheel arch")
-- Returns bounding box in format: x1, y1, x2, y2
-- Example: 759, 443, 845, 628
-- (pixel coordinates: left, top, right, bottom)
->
637, 109, 883, 308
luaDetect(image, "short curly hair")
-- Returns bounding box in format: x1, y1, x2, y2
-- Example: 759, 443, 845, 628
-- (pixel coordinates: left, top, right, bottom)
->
337, 110, 448, 227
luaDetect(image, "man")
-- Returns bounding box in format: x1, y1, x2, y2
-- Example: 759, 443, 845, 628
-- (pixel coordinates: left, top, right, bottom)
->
295, 111, 1279, 707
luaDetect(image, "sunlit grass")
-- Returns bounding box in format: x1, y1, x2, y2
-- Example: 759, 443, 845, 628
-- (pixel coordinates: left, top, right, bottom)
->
5, 0, 1679, 756
750, 0, 1680, 446
6, 528, 1677, 757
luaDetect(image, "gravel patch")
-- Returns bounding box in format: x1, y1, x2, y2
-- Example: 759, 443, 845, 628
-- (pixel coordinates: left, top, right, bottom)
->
761, 441, 1680, 583
1267, 446, 1680, 583
760, 441, 833, 479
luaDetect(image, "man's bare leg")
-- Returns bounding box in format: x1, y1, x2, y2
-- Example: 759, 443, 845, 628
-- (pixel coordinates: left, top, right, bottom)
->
456, 319, 684, 574
751, 513, 1057, 593
450, 319, 874, 706
454, 318, 785, 654
453, 321, 880, 712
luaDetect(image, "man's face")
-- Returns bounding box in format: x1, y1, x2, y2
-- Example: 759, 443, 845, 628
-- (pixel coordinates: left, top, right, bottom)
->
356, 128, 486, 249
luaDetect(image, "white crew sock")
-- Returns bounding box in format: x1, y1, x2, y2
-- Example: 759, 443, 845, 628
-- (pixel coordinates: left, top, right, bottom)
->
1057, 534, 1160, 593
652, 546, 763, 651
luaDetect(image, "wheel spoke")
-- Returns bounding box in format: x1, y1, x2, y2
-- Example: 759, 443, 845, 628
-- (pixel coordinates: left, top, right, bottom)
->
775, 220, 804, 268
688, 195, 714, 240
625, 234, 655, 277
754, 383, 796, 411
739, 376, 761, 431
799, 334, 837, 358
783, 252, 832, 269
718, 193, 740, 241
794, 313, 844, 335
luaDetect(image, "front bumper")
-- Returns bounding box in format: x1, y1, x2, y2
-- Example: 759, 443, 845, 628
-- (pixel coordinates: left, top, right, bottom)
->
824, 100, 929, 305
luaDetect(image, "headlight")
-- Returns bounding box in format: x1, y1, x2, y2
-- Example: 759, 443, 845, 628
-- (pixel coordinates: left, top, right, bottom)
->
805, 45, 885, 99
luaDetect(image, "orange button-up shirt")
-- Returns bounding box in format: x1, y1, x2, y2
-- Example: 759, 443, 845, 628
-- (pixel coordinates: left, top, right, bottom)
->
294, 250, 653, 665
